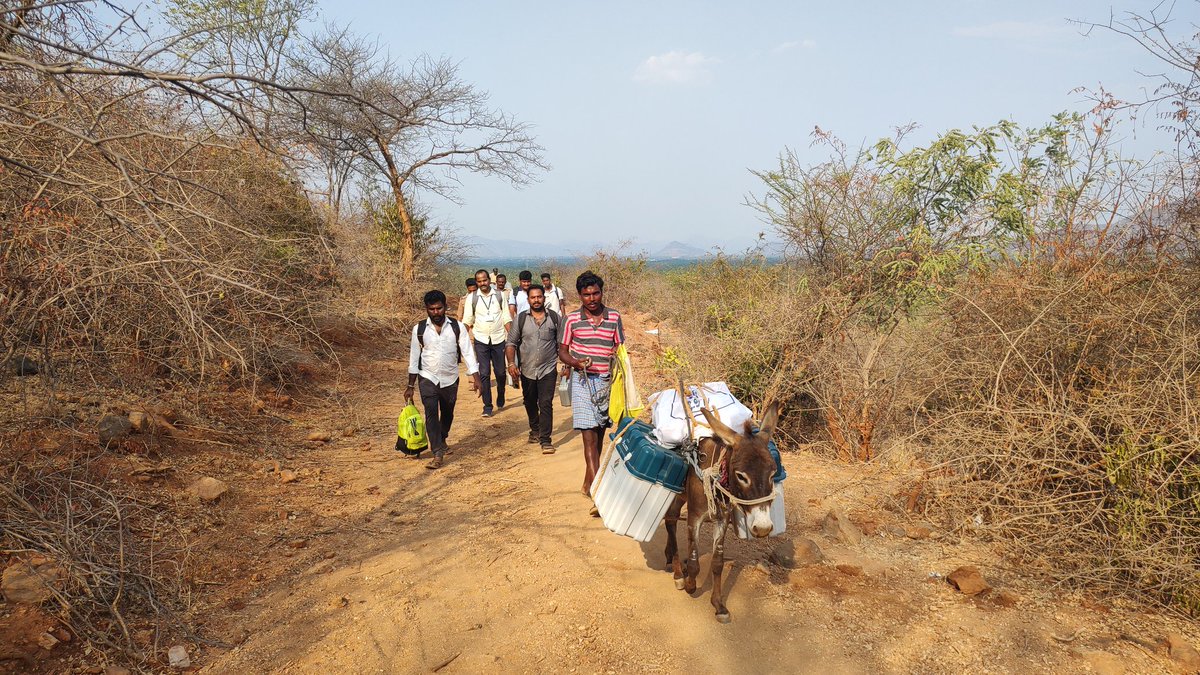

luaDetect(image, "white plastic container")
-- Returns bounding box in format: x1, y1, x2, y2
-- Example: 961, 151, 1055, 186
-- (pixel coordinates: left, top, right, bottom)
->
590, 420, 688, 542
732, 482, 786, 539
558, 374, 571, 407
591, 450, 679, 542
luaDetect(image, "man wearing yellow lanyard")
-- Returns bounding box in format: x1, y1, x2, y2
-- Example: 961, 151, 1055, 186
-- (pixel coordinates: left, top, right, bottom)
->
462, 269, 512, 417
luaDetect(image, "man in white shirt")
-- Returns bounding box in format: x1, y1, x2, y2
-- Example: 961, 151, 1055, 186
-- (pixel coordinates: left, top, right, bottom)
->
541, 272, 565, 314
461, 268, 512, 417
509, 270, 535, 318
405, 290, 481, 469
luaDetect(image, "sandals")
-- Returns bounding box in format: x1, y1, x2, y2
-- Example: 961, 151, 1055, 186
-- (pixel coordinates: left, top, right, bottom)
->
425, 456, 444, 470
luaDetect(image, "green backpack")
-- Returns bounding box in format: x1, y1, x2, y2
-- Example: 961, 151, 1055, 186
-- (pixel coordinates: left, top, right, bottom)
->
395, 404, 428, 455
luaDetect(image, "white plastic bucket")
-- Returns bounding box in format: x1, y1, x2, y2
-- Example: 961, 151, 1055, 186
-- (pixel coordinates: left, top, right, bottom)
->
558, 374, 571, 407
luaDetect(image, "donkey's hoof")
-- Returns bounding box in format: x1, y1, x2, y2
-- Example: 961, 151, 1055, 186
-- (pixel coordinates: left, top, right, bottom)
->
674, 577, 686, 591
715, 612, 731, 624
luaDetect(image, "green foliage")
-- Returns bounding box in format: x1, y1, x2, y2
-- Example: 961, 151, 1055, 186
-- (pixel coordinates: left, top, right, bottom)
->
361, 185, 438, 264
164, 0, 314, 49
751, 114, 1097, 329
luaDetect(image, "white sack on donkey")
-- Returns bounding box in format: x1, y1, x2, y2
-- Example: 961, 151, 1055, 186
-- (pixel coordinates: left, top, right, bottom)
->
648, 382, 753, 447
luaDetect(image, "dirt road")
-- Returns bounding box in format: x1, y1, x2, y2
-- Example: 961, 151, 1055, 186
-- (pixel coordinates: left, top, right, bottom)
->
200, 335, 1193, 674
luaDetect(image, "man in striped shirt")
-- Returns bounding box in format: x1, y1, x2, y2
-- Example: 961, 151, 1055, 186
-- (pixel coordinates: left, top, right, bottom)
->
557, 270, 625, 511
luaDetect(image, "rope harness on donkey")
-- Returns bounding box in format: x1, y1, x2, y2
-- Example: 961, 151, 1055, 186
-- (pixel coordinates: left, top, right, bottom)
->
674, 379, 776, 522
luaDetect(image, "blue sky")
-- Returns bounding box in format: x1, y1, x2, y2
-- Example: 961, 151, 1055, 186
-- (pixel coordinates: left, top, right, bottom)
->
329, 1, 1196, 251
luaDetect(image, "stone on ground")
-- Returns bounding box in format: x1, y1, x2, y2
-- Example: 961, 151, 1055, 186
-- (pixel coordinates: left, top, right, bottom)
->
904, 523, 933, 539
168, 645, 191, 669
97, 415, 132, 448
1165, 633, 1200, 670
190, 477, 228, 502
2, 559, 65, 604
306, 430, 331, 442
947, 565, 991, 596
821, 509, 862, 545
791, 538, 826, 566
128, 411, 151, 433
36, 632, 60, 650
1071, 649, 1125, 675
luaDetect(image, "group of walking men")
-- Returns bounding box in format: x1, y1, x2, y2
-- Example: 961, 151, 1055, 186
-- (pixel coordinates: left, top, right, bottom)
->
405, 269, 624, 507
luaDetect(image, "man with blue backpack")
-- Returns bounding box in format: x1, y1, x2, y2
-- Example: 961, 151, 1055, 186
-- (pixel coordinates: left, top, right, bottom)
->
406, 290, 481, 469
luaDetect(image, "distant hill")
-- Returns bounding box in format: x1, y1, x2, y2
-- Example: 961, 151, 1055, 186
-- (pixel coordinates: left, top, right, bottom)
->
462, 235, 780, 262
653, 240, 710, 259
463, 236, 592, 259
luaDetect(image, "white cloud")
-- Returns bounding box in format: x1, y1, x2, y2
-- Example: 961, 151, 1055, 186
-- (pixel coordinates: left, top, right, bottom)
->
772, 39, 817, 54
952, 20, 1076, 41
633, 51, 720, 85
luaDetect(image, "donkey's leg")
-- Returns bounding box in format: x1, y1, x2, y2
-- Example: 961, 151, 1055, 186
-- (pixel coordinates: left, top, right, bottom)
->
664, 495, 684, 586
684, 506, 703, 595
710, 515, 731, 623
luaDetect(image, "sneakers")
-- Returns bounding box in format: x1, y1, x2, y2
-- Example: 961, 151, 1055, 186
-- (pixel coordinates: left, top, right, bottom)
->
527, 431, 538, 444
540, 441, 555, 454
425, 455, 444, 470
481, 410, 492, 418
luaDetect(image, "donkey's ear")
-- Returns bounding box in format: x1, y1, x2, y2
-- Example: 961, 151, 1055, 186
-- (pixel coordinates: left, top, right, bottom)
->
759, 402, 780, 440
699, 407, 742, 447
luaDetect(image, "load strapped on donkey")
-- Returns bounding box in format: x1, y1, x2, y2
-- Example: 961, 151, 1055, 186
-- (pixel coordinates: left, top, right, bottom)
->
588, 379, 787, 540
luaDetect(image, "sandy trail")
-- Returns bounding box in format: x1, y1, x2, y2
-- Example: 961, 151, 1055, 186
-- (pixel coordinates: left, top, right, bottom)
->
202, 335, 1189, 675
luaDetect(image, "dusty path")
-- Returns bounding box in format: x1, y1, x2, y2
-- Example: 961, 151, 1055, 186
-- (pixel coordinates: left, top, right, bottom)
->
200, 332, 1195, 674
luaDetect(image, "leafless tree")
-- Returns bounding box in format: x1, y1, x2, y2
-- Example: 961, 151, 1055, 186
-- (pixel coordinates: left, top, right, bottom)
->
289, 26, 547, 280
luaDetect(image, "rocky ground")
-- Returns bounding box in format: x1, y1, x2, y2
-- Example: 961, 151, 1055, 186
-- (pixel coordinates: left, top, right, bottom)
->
3, 312, 1200, 674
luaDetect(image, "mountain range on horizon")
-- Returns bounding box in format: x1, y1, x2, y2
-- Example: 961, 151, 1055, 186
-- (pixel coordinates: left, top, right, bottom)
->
462, 235, 778, 260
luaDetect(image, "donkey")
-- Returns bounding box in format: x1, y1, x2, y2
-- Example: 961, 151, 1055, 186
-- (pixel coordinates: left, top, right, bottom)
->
663, 403, 780, 623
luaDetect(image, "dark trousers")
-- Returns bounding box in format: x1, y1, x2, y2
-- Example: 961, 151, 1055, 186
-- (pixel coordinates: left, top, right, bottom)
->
521, 371, 556, 443
418, 376, 459, 457
474, 340, 506, 412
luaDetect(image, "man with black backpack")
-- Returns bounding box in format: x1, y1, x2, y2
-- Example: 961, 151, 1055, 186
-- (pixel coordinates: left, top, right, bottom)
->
406, 290, 481, 470
505, 285, 561, 454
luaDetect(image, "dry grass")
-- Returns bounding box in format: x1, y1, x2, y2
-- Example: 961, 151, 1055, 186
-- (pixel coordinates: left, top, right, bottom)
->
0, 445, 192, 663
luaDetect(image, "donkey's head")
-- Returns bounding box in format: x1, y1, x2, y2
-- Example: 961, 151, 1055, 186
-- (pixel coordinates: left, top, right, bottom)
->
699, 403, 780, 538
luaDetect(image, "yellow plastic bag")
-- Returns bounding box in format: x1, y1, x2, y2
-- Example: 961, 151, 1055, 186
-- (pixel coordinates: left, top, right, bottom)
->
608, 344, 644, 424
395, 404, 428, 455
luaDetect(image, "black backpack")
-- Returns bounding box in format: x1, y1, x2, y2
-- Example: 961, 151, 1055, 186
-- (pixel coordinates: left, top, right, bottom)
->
416, 318, 462, 369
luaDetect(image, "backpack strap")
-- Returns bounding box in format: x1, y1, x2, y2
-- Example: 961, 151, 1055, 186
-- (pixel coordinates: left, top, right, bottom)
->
447, 318, 462, 363
416, 318, 462, 370
416, 319, 428, 371
517, 310, 560, 338
517, 310, 530, 338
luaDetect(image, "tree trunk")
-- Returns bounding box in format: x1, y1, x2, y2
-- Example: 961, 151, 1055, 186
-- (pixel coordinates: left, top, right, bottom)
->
378, 141, 415, 282
394, 189, 416, 283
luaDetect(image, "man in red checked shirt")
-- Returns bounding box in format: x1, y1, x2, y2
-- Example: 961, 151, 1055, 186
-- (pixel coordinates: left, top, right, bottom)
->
557, 270, 625, 515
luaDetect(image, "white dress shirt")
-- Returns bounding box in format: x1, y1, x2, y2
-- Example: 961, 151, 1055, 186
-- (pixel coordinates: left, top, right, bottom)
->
461, 289, 510, 345
543, 284, 565, 314
510, 288, 531, 316
408, 318, 479, 387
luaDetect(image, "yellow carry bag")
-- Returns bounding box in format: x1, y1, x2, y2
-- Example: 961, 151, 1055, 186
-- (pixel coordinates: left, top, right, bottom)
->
395, 404, 428, 455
